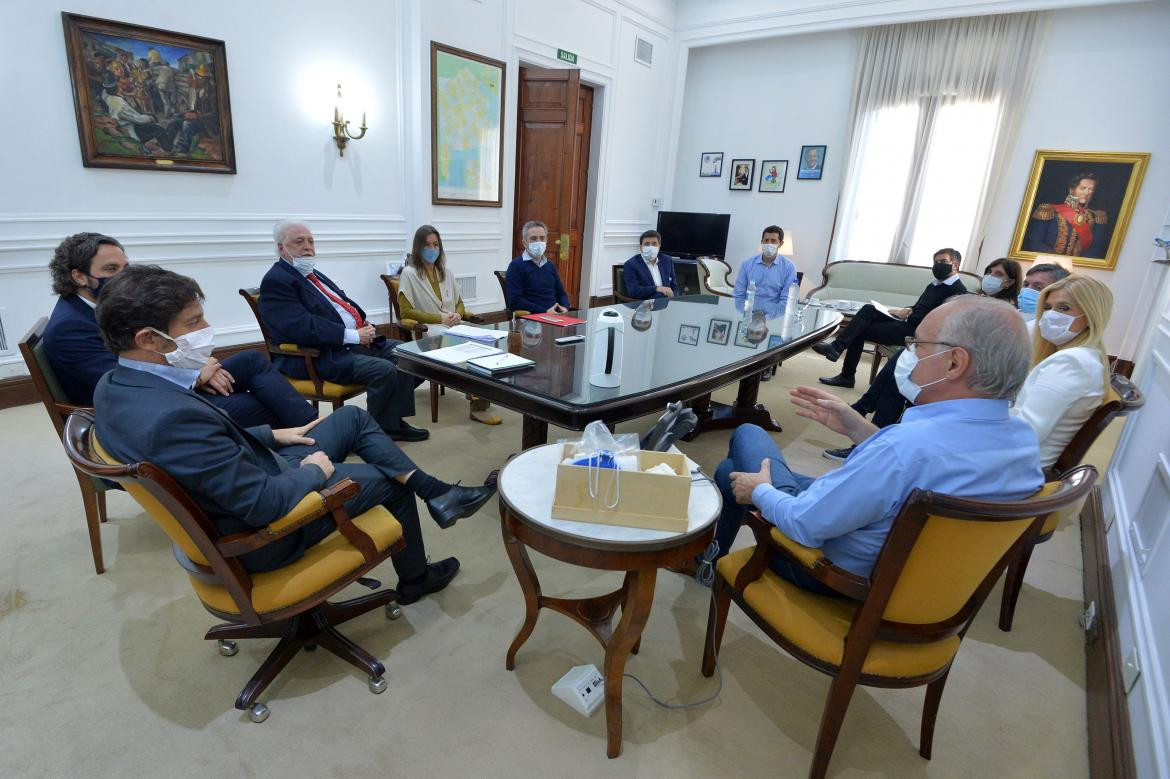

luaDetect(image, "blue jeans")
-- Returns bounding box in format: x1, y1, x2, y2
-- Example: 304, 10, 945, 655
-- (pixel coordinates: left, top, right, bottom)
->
712, 424, 835, 596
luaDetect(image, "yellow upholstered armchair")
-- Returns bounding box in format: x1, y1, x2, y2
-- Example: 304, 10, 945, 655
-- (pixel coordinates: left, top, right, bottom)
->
997, 374, 1143, 631
701, 466, 1097, 778
237, 287, 366, 412
64, 409, 408, 722
20, 317, 113, 574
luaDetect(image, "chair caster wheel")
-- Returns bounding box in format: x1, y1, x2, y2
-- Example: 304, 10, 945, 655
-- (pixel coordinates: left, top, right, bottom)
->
304, 643, 317, 652
385, 604, 403, 620
248, 703, 270, 723
218, 640, 238, 657
369, 676, 388, 694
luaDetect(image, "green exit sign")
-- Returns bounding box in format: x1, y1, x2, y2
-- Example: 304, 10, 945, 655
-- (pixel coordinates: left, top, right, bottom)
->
556, 48, 578, 65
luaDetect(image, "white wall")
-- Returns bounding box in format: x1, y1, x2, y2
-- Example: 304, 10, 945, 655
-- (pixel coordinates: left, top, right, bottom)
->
0, 0, 679, 378
982, 1, 1170, 358
668, 30, 858, 288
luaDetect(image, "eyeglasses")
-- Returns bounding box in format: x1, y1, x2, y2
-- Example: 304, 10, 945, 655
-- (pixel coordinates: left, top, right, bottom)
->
904, 336, 962, 353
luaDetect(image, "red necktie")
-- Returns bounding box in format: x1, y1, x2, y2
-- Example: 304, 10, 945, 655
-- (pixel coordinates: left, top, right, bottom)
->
308, 274, 366, 328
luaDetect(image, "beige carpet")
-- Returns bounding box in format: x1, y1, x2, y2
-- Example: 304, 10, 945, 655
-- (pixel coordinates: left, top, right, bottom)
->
0, 350, 1119, 777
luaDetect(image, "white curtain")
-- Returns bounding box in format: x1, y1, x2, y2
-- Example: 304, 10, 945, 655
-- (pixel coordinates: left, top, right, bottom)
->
832, 13, 1045, 269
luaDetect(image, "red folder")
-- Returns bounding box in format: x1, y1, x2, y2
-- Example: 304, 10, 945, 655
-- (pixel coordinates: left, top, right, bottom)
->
520, 313, 586, 326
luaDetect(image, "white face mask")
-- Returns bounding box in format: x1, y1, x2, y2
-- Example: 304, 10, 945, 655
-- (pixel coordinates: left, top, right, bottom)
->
893, 344, 950, 404
283, 248, 315, 275
761, 243, 780, 258
641, 245, 659, 262
150, 326, 215, 371
981, 275, 1003, 295
526, 241, 546, 259
1038, 310, 1083, 346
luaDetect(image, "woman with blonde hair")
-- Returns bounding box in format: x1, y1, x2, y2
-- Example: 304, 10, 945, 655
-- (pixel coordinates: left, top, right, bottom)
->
1012, 274, 1113, 469
398, 224, 502, 425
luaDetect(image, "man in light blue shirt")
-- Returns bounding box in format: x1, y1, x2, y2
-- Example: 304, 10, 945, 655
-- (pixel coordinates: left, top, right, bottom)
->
732, 225, 799, 312
704, 296, 1043, 593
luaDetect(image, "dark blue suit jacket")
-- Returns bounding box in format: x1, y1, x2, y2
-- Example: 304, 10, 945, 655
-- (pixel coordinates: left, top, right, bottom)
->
95, 366, 327, 568
622, 254, 679, 299
42, 295, 116, 406
258, 260, 381, 382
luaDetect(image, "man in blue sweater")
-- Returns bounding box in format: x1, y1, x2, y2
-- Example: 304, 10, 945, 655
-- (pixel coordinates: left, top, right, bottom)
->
505, 220, 570, 314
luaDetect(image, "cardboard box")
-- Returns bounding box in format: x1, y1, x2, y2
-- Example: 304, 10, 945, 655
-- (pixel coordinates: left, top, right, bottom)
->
551, 445, 692, 532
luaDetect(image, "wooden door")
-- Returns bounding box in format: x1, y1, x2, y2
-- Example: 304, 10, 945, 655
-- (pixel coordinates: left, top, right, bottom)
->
513, 66, 593, 305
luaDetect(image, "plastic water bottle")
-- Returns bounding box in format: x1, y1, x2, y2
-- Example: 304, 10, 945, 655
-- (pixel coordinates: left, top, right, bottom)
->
785, 279, 801, 318
743, 281, 756, 323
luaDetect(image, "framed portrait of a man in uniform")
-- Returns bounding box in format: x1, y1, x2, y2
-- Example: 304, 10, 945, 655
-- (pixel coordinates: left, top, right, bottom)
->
1008, 150, 1148, 270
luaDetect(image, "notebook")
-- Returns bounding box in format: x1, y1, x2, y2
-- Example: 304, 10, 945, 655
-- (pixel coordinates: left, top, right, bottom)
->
465, 353, 536, 375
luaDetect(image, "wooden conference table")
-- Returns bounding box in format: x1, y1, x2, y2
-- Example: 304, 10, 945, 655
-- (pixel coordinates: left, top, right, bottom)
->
394, 296, 842, 449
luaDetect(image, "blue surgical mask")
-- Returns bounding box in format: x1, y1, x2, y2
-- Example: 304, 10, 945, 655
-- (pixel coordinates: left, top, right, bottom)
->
893, 345, 950, 404
526, 241, 547, 259
1018, 286, 1039, 314
421, 247, 440, 264
980, 275, 1003, 295
285, 252, 315, 275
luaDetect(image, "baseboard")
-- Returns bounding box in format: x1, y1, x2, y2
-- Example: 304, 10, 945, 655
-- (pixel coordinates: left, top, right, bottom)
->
1, 340, 271, 412
1081, 487, 1137, 779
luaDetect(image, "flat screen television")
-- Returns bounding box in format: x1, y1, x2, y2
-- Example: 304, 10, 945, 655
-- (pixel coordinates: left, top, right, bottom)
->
656, 211, 731, 259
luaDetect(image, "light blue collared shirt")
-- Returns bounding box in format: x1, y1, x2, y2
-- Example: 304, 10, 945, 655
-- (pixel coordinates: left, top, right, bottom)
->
752, 397, 1044, 578
733, 254, 798, 310
117, 356, 200, 391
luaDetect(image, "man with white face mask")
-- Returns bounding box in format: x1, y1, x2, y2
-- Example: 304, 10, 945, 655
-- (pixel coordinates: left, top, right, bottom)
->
505, 220, 570, 314
732, 225, 798, 312
259, 220, 427, 442
621, 229, 678, 300
94, 265, 497, 597
40, 231, 315, 428
692, 296, 1042, 592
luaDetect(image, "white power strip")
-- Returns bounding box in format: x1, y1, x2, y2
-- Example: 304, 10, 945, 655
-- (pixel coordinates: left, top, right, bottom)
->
551, 664, 605, 717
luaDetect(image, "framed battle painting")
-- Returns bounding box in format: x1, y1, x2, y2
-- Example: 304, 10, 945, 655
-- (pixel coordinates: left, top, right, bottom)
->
1008, 150, 1149, 270
62, 14, 236, 173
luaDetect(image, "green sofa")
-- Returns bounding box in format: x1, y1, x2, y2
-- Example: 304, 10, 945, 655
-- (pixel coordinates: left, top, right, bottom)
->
808, 260, 981, 307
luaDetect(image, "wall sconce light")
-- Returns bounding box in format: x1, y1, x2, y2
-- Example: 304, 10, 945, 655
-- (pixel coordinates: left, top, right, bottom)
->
332, 83, 367, 157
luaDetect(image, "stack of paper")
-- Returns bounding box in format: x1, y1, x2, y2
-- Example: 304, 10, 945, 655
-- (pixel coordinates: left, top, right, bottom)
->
466, 353, 536, 375
416, 341, 501, 364
446, 324, 509, 343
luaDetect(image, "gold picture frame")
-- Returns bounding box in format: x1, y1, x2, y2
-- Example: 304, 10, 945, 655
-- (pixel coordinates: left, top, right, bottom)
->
1008, 149, 1149, 270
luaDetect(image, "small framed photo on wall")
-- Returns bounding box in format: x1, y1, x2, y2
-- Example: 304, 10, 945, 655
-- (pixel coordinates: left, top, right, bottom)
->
729, 158, 754, 190
707, 318, 731, 345
758, 160, 788, 193
699, 152, 723, 177
678, 324, 700, 346
797, 145, 827, 180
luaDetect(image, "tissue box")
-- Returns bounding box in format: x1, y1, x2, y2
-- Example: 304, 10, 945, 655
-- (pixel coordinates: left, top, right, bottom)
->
551, 444, 692, 532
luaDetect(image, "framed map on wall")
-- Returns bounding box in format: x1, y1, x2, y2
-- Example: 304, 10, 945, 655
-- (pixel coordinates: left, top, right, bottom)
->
431, 42, 506, 207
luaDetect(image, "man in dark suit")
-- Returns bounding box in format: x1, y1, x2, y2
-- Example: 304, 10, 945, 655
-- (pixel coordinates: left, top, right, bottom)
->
42, 232, 315, 427
812, 247, 968, 388
505, 220, 570, 314
621, 229, 678, 300
258, 220, 426, 442
93, 265, 496, 602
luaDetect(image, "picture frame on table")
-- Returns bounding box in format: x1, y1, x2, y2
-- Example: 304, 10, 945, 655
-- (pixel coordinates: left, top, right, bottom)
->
1007, 149, 1149, 271
707, 318, 731, 345
699, 152, 723, 178
729, 158, 754, 190
678, 324, 700, 346
734, 321, 765, 349
758, 160, 788, 193
797, 145, 826, 180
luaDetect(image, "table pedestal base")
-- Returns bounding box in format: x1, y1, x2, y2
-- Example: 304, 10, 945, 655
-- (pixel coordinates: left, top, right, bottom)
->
688, 370, 782, 438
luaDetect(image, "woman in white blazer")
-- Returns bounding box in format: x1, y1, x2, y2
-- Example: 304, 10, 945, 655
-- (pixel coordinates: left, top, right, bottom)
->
1013, 274, 1113, 469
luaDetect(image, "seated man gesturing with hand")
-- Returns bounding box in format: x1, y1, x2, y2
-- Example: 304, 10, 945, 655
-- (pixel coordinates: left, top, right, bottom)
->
705, 296, 1043, 592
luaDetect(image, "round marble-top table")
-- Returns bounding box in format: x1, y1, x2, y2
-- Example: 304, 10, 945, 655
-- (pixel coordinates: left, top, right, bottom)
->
497, 443, 721, 758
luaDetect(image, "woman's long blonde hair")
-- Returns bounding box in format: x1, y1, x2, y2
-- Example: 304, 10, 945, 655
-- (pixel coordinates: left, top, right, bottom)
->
1031, 274, 1112, 385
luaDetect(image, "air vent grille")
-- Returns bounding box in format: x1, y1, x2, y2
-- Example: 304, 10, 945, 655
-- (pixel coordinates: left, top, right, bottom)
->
635, 36, 653, 67
457, 275, 477, 300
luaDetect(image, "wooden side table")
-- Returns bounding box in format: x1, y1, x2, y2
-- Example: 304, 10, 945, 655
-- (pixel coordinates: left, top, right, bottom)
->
497, 444, 720, 757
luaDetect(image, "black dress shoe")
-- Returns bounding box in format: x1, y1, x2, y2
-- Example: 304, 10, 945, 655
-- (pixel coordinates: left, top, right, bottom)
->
386, 422, 430, 442
812, 341, 842, 362
819, 373, 856, 388
424, 483, 496, 529
397, 557, 460, 605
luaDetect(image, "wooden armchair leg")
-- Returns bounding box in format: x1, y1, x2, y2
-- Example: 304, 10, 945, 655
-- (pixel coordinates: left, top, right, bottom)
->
998, 541, 1036, 632
869, 350, 884, 383
810, 670, 863, 779
919, 669, 951, 760
430, 382, 440, 423
701, 575, 733, 677
96, 489, 108, 523
76, 473, 105, 575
